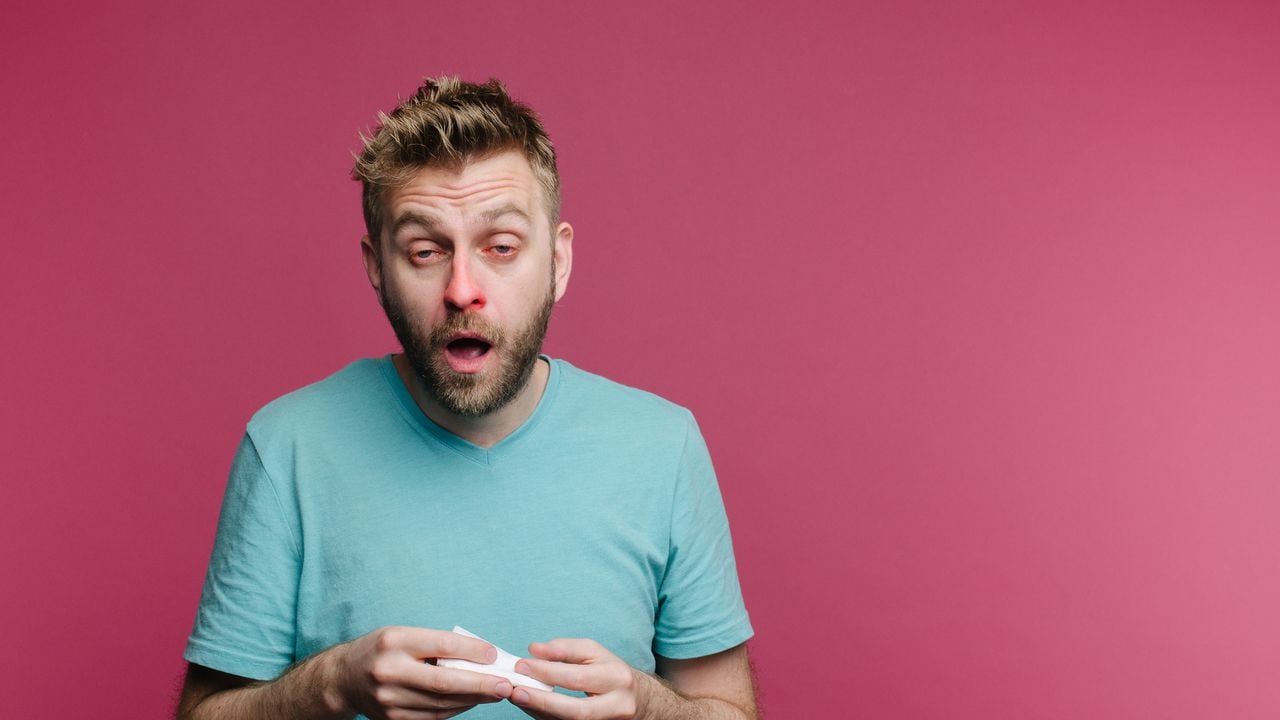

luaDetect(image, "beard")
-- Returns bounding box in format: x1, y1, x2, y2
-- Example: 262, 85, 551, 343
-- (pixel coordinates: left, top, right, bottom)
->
379, 273, 555, 418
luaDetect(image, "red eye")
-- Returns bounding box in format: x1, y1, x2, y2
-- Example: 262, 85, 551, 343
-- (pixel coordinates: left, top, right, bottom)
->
412, 248, 445, 264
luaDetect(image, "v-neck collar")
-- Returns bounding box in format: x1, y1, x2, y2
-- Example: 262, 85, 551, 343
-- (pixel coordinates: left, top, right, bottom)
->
378, 354, 561, 466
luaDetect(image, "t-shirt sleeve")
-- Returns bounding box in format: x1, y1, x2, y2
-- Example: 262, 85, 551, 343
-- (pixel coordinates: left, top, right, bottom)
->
184, 433, 302, 680
652, 412, 754, 659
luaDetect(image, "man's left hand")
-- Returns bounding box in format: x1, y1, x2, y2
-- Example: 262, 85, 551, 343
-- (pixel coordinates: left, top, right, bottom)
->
510, 638, 653, 720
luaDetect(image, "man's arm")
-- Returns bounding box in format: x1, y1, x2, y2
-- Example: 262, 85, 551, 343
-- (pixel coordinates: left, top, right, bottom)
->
175, 626, 514, 720
176, 656, 344, 720
511, 640, 758, 720
650, 643, 758, 719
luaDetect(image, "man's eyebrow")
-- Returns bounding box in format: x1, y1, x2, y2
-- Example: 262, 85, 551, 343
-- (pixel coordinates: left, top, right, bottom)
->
390, 211, 439, 237
480, 204, 532, 226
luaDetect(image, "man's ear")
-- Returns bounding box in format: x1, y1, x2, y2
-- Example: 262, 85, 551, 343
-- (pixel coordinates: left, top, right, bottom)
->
553, 222, 573, 302
360, 234, 382, 294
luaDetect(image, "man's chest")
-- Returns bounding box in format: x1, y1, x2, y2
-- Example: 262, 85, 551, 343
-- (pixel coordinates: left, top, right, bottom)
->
287, 455, 673, 673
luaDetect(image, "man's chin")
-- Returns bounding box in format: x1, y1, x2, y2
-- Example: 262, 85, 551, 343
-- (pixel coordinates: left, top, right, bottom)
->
419, 357, 525, 418
436, 387, 516, 418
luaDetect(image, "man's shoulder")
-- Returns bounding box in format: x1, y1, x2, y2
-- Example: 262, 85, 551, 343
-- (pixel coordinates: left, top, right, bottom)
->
246, 356, 390, 438
551, 358, 696, 431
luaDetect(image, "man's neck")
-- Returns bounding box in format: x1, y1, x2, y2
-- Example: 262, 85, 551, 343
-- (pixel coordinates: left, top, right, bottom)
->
391, 354, 550, 449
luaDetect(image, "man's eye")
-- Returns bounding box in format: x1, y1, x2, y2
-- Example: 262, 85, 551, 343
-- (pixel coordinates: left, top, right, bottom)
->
413, 249, 441, 261
490, 245, 515, 256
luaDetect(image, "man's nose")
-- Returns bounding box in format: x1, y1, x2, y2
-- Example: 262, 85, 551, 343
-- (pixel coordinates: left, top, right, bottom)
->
443, 254, 485, 310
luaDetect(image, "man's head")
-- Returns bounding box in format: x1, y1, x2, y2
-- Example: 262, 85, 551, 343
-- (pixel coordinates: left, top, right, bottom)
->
354, 77, 572, 419
352, 76, 561, 245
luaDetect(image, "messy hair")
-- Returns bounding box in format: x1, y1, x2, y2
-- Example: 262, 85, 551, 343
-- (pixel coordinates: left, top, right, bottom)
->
352, 76, 561, 244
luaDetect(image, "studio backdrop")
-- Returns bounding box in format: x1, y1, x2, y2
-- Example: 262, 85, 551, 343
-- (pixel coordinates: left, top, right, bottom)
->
2, 1, 1278, 717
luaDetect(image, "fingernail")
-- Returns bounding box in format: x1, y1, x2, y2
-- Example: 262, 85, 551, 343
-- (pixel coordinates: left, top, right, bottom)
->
515, 660, 529, 675
486, 646, 498, 663
512, 688, 530, 704
495, 680, 512, 698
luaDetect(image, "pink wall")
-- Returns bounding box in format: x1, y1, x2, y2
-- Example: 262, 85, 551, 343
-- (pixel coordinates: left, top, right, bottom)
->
2, 1, 1278, 717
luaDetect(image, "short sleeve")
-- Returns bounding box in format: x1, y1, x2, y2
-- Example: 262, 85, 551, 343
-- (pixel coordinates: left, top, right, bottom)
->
652, 413, 754, 659
184, 433, 302, 680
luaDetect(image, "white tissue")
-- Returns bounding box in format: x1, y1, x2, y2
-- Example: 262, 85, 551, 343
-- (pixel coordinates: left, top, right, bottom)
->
436, 626, 554, 692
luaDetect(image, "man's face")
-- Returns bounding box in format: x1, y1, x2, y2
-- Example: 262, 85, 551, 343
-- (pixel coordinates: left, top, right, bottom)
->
364, 151, 572, 418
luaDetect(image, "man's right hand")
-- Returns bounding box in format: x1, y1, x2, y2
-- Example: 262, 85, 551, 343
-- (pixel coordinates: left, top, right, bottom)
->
177, 626, 513, 720
332, 625, 514, 719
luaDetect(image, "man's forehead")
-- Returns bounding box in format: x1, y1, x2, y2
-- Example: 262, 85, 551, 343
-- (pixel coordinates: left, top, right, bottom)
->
385, 153, 544, 227
389, 203, 535, 237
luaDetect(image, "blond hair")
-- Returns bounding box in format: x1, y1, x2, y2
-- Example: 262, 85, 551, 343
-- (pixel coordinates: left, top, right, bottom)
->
352, 76, 561, 243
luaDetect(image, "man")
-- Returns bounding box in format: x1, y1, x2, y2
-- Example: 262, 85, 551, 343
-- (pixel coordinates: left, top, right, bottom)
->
177, 77, 757, 720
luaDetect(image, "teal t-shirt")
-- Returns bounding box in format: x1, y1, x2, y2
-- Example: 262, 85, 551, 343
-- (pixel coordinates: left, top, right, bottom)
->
185, 356, 752, 712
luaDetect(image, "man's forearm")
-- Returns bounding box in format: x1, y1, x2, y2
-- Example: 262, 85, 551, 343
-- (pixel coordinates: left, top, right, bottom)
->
638, 672, 759, 720
179, 647, 351, 720
179, 626, 513, 720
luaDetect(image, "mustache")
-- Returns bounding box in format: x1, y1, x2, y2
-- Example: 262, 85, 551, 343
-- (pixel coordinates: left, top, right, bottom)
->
425, 314, 505, 348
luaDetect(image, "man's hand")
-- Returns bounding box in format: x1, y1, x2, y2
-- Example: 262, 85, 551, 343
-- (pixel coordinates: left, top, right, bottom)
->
509, 639, 757, 720
334, 626, 515, 720
509, 639, 645, 719
177, 626, 514, 720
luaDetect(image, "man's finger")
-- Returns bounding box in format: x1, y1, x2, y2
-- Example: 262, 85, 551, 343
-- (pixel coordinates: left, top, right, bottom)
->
380, 626, 497, 663
370, 683, 505, 710
515, 657, 603, 693
375, 708, 470, 720
374, 654, 513, 699
510, 686, 608, 718
399, 664, 514, 699
527, 638, 605, 664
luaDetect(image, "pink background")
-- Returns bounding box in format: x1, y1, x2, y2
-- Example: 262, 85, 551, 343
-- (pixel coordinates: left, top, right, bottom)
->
2, 1, 1278, 717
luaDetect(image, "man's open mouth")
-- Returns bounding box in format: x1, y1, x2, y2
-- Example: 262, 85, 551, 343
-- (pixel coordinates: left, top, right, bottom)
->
445, 337, 492, 360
